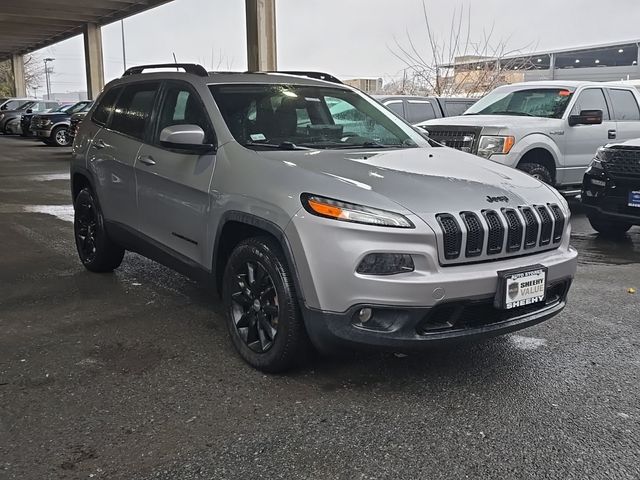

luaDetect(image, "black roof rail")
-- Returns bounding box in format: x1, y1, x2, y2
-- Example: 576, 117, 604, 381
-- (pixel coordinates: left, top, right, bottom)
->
264, 71, 343, 84
122, 63, 209, 77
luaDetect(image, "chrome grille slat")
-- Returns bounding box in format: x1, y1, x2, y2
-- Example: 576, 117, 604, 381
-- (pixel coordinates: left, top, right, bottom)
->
435, 204, 566, 265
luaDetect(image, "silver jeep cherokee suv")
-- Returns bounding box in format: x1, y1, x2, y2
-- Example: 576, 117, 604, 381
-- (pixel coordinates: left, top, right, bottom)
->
71, 64, 578, 372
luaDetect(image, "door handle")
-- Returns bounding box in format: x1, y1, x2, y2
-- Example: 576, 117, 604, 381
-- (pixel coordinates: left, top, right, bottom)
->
92, 139, 109, 149
138, 155, 156, 166
608, 129, 617, 139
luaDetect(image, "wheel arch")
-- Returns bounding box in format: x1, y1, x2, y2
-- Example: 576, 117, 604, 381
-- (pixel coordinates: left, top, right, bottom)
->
517, 147, 557, 183
213, 212, 305, 304
71, 170, 95, 202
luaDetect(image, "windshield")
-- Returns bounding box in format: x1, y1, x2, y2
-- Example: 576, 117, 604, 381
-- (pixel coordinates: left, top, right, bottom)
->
66, 102, 91, 114
464, 87, 575, 119
209, 84, 426, 150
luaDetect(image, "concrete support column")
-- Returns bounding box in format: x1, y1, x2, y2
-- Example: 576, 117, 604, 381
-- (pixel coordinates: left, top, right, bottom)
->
11, 54, 26, 97
245, 0, 277, 71
83, 23, 105, 100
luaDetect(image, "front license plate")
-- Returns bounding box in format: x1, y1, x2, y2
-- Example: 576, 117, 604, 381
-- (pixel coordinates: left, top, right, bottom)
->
628, 190, 640, 208
495, 265, 547, 310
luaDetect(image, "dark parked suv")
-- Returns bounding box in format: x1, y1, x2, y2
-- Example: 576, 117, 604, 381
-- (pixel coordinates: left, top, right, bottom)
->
32, 100, 93, 146
582, 139, 640, 235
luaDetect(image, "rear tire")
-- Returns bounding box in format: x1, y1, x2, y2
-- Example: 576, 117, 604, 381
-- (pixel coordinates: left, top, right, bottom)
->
51, 125, 71, 147
222, 237, 310, 373
518, 162, 553, 185
587, 215, 632, 237
74, 188, 125, 272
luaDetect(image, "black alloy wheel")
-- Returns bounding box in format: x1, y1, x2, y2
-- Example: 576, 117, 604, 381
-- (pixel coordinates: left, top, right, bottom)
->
230, 260, 280, 353
73, 188, 125, 272
223, 237, 310, 372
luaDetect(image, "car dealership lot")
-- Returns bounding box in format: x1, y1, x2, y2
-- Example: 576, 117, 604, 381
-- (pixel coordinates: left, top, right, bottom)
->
0, 136, 639, 479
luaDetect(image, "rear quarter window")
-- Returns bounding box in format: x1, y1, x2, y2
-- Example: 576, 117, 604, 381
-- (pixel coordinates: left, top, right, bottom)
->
608, 89, 640, 121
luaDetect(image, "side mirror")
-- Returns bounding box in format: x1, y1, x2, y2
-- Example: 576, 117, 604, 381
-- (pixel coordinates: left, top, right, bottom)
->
159, 124, 215, 153
26, 109, 33, 114
569, 109, 603, 126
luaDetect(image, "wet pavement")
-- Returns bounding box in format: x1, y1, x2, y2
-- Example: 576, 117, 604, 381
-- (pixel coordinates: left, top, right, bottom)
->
0, 135, 639, 480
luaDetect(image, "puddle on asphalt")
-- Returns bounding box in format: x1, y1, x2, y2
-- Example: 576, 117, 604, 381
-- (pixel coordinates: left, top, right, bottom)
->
0, 204, 73, 223
30, 173, 70, 182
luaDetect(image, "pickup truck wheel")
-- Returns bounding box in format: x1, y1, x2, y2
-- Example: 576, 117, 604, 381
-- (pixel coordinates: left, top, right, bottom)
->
74, 188, 125, 272
587, 215, 632, 237
223, 237, 310, 373
51, 126, 71, 147
518, 162, 553, 185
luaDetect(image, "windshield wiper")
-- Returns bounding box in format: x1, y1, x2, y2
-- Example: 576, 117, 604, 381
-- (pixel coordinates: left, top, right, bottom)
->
488, 111, 535, 117
243, 141, 310, 151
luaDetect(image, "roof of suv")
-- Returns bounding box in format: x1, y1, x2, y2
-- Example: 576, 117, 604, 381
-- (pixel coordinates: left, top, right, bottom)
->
108, 64, 350, 90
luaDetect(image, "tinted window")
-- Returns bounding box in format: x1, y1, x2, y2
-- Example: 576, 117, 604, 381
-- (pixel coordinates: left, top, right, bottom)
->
92, 87, 122, 126
110, 83, 159, 140
156, 84, 214, 144
406, 101, 437, 123
608, 89, 640, 121
444, 100, 475, 117
384, 101, 405, 117
571, 88, 610, 120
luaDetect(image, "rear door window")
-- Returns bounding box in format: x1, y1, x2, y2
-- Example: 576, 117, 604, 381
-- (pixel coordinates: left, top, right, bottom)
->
109, 82, 160, 140
608, 89, 640, 121
384, 100, 405, 118
444, 100, 474, 117
92, 87, 123, 126
406, 101, 437, 123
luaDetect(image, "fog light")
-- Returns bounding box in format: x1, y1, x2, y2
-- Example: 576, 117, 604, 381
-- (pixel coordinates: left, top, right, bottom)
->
356, 253, 414, 275
357, 308, 373, 323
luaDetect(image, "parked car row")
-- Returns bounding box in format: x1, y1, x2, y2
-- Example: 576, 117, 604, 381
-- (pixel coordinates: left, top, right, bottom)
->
0, 99, 60, 134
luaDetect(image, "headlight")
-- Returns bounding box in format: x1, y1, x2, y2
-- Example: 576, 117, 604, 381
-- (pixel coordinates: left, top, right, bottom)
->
0, 114, 4, 121
477, 135, 515, 158
43, 119, 52, 126
301, 194, 414, 228
588, 148, 606, 172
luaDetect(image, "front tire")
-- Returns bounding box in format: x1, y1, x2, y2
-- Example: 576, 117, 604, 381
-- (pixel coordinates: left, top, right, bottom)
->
74, 188, 125, 272
518, 162, 553, 185
222, 237, 310, 373
51, 126, 71, 147
587, 215, 632, 237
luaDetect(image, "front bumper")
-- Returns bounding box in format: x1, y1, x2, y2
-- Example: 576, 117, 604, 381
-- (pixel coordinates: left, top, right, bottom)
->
582, 168, 640, 225
285, 208, 578, 351
34, 128, 53, 138
304, 278, 571, 353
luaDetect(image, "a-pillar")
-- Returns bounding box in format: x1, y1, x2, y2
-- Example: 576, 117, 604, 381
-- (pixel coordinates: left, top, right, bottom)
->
12, 54, 26, 97
83, 23, 105, 100
245, 0, 277, 71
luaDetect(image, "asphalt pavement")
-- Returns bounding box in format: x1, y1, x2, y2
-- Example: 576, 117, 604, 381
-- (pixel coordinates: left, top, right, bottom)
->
0, 135, 639, 480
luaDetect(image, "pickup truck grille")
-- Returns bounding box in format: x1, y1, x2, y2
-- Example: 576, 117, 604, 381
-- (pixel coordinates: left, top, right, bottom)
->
425, 126, 481, 153
603, 147, 640, 178
434, 204, 565, 265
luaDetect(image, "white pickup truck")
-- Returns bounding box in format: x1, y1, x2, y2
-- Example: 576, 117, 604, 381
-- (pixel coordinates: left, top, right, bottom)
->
418, 81, 640, 193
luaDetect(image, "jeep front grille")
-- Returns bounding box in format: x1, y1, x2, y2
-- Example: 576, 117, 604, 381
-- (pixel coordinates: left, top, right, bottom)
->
602, 147, 640, 178
426, 126, 481, 153
434, 204, 566, 265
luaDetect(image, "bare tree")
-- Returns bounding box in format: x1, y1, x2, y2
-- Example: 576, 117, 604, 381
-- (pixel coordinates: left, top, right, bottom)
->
0, 54, 44, 97
390, 1, 536, 97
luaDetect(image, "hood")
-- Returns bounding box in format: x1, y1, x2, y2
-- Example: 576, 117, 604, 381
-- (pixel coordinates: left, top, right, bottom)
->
421, 114, 562, 130
256, 147, 560, 217
607, 137, 640, 148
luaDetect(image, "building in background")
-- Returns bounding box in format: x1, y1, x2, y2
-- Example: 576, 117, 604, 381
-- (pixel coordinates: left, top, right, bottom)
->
445, 40, 640, 95
46, 91, 89, 102
344, 77, 383, 93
